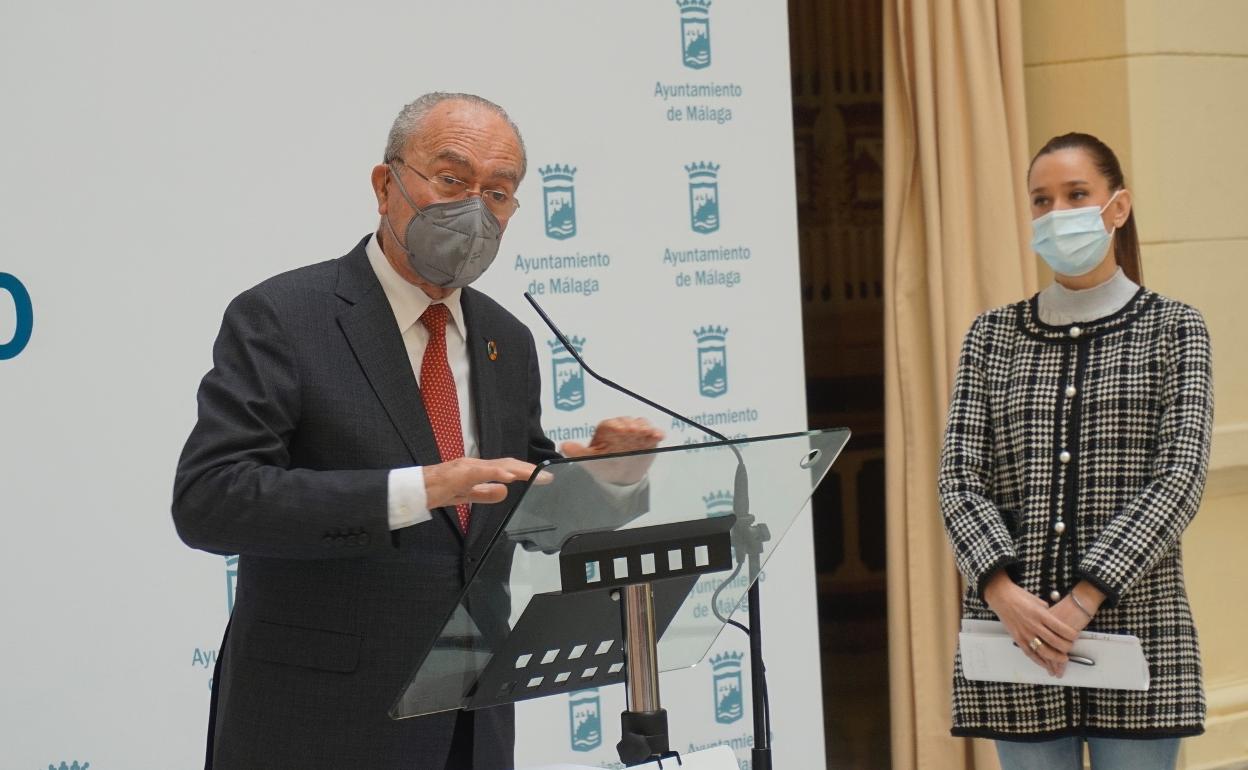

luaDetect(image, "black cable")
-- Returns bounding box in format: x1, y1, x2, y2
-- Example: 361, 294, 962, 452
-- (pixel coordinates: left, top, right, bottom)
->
710, 558, 749, 636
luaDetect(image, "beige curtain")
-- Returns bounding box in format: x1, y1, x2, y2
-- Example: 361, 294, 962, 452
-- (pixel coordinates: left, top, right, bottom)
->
883, 1, 1038, 768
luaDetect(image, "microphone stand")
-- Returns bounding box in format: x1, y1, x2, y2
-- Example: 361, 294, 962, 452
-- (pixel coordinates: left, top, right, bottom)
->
732, 507, 772, 770
524, 293, 772, 768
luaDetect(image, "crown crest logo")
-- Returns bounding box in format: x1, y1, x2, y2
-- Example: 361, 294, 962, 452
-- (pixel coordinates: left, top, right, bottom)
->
549, 335, 586, 354
693, 325, 728, 343
684, 161, 720, 180
49, 763, 90, 770
568, 688, 602, 752
695, 326, 728, 396
704, 492, 734, 517
710, 650, 744, 723
550, 335, 587, 411
541, 164, 578, 240
678, 0, 712, 70
539, 164, 577, 183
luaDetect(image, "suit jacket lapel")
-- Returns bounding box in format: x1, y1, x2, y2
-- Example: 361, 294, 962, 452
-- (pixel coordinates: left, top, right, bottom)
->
463, 289, 504, 463
335, 241, 442, 470
463, 289, 507, 552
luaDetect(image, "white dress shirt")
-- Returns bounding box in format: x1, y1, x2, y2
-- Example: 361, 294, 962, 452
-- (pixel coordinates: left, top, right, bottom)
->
366, 234, 479, 530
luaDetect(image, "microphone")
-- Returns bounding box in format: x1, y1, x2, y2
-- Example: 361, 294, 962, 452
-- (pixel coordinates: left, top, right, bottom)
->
523, 291, 771, 758
522, 292, 749, 517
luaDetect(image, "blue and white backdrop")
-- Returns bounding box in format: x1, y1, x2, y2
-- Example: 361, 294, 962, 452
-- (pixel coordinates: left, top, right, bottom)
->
0, 2, 821, 768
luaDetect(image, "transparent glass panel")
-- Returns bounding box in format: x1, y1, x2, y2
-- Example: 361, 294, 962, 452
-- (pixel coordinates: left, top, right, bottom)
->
391, 428, 850, 718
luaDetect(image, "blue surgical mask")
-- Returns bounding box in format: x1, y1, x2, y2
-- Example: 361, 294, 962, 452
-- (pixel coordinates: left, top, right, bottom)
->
1030, 189, 1124, 277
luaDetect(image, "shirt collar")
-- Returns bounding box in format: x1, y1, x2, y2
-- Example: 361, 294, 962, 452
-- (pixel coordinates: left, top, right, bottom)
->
365, 233, 466, 339
1042, 267, 1139, 321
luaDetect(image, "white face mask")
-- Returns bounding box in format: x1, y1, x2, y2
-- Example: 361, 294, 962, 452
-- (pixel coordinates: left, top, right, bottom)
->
1030, 189, 1124, 277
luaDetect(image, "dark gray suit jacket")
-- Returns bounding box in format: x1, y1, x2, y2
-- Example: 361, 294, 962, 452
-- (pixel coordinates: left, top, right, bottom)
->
173, 237, 561, 769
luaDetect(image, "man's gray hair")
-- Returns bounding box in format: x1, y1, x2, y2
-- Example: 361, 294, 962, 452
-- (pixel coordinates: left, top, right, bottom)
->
383, 92, 527, 180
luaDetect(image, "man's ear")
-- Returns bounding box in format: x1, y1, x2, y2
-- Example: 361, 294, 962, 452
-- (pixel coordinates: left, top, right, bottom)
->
371, 164, 391, 215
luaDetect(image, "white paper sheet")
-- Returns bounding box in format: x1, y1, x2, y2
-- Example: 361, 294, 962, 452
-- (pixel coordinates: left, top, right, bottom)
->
959, 619, 1150, 691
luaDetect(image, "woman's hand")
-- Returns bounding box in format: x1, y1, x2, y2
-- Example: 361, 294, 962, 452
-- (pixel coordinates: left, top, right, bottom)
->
1048, 596, 1091, 637
1048, 581, 1104, 641
983, 570, 1078, 677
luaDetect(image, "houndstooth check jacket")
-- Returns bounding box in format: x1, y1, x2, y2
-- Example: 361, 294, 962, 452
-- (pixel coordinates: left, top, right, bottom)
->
939, 288, 1213, 740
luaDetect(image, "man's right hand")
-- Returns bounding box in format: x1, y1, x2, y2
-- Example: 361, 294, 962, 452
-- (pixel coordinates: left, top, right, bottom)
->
423, 457, 547, 509
982, 569, 1078, 677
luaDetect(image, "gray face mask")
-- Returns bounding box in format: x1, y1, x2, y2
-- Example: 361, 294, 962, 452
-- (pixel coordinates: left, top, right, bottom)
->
383, 166, 503, 288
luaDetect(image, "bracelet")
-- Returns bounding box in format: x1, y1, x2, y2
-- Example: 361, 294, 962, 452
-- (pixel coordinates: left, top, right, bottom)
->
1070, 590, 1095, 620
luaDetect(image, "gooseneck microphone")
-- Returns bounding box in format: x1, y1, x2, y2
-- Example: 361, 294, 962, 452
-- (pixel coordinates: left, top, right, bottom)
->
523, 292, 772, 768
522, 292, 748, 508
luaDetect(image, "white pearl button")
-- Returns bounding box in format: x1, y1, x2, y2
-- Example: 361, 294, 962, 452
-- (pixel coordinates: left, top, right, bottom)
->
1059, 450, 1071, 463
1069, 326, 1082, 338
1055, 520, 1066, 534
1065, 385, 1077, 398
1050, 590, 1062, 602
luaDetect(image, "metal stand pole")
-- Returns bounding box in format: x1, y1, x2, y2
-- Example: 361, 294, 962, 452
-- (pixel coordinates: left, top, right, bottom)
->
748, 549, 772, 770
616, 583, 678, 767
623, 583, 661, 713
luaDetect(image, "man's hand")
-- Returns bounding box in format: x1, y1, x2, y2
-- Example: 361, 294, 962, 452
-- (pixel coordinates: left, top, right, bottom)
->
983, 570, 1078, 677
560, 417, 665, 485
423, 457, 546, 510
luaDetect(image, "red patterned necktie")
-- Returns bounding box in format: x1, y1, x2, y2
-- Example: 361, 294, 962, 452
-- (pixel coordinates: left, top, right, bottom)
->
419, 303, 470, 533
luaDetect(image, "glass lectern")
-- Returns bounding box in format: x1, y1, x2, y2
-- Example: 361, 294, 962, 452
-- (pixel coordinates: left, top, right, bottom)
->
391, 429, 850, 766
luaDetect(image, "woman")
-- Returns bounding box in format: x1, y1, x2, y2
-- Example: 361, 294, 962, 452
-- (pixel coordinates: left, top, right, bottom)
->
939, 132, 1213, 769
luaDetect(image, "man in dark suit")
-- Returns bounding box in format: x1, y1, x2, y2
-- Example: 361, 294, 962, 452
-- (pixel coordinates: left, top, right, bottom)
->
173, 92, 662, 769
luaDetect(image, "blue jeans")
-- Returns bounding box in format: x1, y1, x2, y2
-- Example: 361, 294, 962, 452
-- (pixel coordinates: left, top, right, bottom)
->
996, 736, 1180, 770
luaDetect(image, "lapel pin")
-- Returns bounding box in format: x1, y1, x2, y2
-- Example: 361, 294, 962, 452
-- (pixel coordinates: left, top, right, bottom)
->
487, 340, 499, 361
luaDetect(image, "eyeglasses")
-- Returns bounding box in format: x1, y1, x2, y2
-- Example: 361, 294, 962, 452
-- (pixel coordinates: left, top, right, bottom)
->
393, 158, 520, 217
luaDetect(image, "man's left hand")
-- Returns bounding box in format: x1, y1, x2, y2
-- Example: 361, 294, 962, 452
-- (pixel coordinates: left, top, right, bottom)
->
560, 417, 665, 485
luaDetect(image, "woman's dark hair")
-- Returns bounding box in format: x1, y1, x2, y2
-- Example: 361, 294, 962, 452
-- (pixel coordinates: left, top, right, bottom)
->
1029, 132, 1143, 285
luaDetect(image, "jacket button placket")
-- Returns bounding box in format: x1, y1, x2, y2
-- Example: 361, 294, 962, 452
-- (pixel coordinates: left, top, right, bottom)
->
1049, 334, 1082, 602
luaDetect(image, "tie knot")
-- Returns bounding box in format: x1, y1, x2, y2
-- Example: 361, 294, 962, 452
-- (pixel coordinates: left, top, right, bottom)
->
420, 303, 450, 333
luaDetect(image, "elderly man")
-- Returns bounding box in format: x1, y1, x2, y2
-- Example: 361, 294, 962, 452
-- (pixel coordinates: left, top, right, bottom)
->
173, 92, 662, 769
